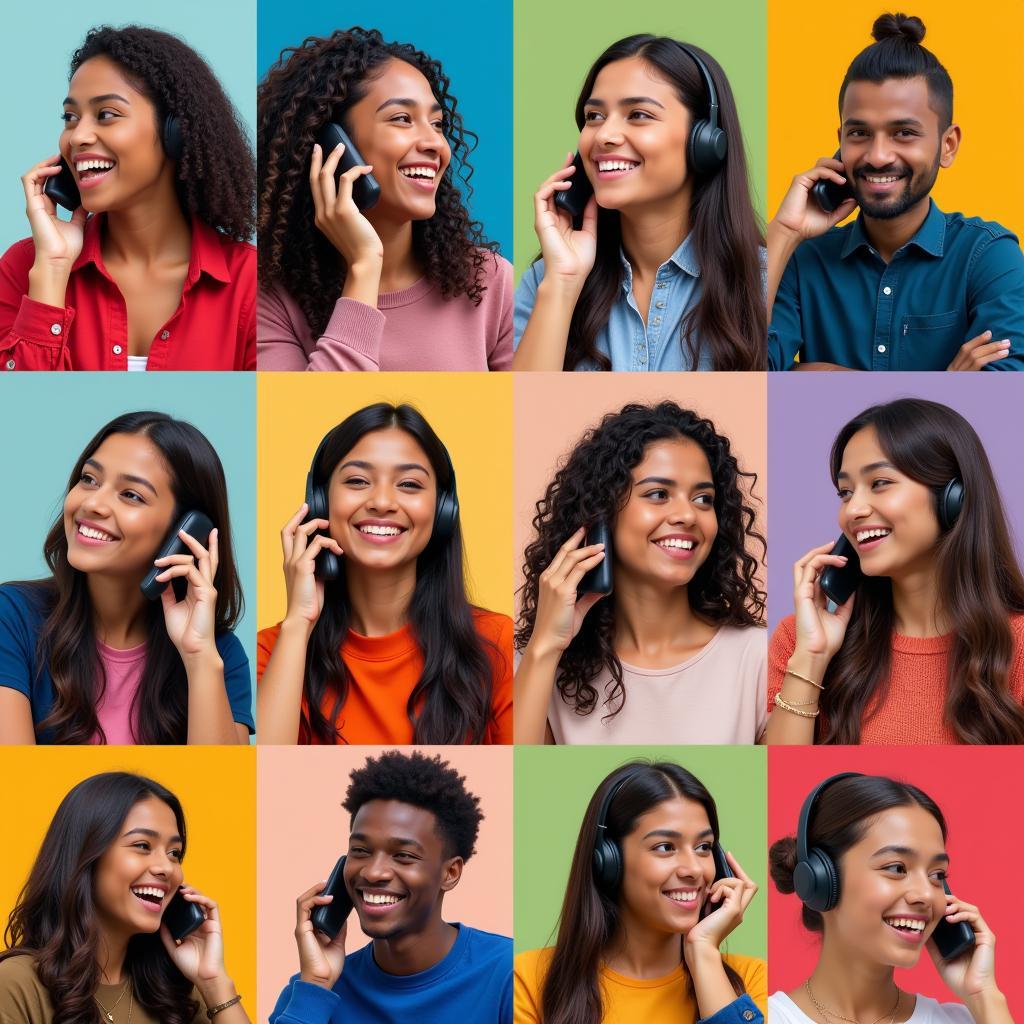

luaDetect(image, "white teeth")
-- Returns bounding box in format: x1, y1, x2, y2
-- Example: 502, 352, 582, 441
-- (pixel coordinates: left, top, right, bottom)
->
131, 886, 165, 899
75, 159, 115, 172
78, 524, 116, 541
866, 175, 900, 183
856, 528, 892, 542
656, 538, 695, 550
885, 917, 925, 931
399, 166, 436, 179
358, 525, 402, 536
665, 891, 698, 902
598, 160, 639, 172
362, 893, 402, 905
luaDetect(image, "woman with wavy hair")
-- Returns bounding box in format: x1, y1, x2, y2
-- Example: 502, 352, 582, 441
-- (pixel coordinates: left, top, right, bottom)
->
256, 402, 512, 744
516, 760, 765, 1024
515, 401, 766, 745
766, 398, 1024, 745
1, 26, 256, 370
0, 411, 252, 745
0, 771, 250, 1023
257, 27, 512, 371
513, 34, 765, 371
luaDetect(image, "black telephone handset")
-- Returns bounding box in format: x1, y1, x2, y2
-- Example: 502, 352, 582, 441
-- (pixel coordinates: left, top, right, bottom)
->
310, 855, 355, 939
931, 880, 976, 961
818, 534, 863, 606
579, 520, 613, 596
552, 151, 593, 229
42, 158, 81, 212
163, 887, 206, 943
315, 123, 381, 212
140, 510, 215, 601
699, 843, 735, 920
811, 150, 855, 214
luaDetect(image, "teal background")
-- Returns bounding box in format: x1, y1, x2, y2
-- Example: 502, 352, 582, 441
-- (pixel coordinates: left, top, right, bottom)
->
257, 0, 512, 258
0, 0, 256, 251
513, 0, 767, 280
0, 373, 257, 725
514, 745, 767, 958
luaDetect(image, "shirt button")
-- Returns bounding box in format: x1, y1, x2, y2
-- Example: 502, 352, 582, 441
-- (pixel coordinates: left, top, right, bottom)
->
160, 330, 170, 340
656, 301, 666, 309
113, 345, 123, 355
883, 286, 892, 295
50, 323, 62, 336
653, 317, 662, 325
878, 345, 886, 353
5, 359, 14, 370
743, 1012, 755, 1021
657, 282, 667, 289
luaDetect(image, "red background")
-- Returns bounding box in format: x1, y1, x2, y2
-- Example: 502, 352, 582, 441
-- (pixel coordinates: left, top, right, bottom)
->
767, 746, 1023, 1015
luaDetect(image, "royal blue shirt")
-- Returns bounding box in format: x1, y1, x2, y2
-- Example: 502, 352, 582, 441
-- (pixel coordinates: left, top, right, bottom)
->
0, 583, 254, 742
269, 924, 512, 1024
769, 200, 1024, 371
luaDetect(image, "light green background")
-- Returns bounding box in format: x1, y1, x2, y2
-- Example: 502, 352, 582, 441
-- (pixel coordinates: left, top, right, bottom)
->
514, 745, 767, 957
0, 373, 257, 724
0, 0, 256, 251
513, 0, 767, 279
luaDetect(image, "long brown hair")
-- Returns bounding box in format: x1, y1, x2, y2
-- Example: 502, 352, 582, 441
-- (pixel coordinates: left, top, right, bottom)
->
819, 399, 1024, 743
540, 762, 746, 1024
561, 36, 765, 371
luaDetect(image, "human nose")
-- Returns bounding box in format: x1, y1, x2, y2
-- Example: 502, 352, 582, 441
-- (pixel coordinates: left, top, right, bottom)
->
593, 115, 625, 148
671, 849, 703, 881
365, 480, 399, 514
68, 115, 97, 150
359, 851, 395, 883
667, 497, 698, 527
867, 133, 897, 169
80, 486, 113, 517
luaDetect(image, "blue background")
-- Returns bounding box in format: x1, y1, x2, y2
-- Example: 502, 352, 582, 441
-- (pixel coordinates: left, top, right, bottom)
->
257, 0, 513, 259
0, 373, 257, 727
0, 0, 256, 253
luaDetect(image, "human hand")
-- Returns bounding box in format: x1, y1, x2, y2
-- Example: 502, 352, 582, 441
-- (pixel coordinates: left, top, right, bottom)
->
947, 332, 1012, 371
295, 880, 348, 990
309, 142, 384, 268
792, 542, 856, 661
532, 153, 598, 289
771, 156, 857, 243
281, 504, 343, 632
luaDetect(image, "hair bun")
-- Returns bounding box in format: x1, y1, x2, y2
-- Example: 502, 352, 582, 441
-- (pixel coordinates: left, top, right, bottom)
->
872, 12, 926, 44
768, 835, 799, 894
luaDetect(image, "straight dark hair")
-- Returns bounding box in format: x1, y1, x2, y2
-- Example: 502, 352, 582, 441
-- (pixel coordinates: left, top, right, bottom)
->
304, 403, 499, 744
8, 412, 242, 744
819, 398, 1024, 744
1, 772, 199, 1024
541, 761, 746, 1024
560, 35, 764, 371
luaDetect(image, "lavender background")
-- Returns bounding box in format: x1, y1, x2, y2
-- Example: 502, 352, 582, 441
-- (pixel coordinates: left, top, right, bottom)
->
767, 373, 1024, 633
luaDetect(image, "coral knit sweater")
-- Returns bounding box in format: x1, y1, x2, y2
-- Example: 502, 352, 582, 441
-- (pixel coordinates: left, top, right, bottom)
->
767, 613, 1024, 744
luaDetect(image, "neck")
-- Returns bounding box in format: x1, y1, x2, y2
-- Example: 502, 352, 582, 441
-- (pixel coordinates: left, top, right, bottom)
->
809, 937, 900, 1021
612, 573, 700, 654
344, 562, 416, 636
890, 561, 945, 636
372, 917, 457, 976
604, 911, 683, 980
619, 195, 690, 279
96, 926, 130, 986
860, 196, 931, 264
367, 212, 421, 293
101, 173, 191, 267
87, 575, 150, 648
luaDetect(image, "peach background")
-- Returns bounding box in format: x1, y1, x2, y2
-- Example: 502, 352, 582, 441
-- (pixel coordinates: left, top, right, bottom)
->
512, 373, 768, 598
256, 745, 513, 1020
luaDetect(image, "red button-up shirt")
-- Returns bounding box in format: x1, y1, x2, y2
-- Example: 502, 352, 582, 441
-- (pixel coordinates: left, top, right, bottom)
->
0, 215, 255, 370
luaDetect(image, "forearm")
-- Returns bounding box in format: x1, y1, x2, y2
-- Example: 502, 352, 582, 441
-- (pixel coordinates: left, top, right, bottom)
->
197, 976, 250, 1023
27, 263, 71, 308
766, 222, 799, 322
513, 645, 561, 743
184, 653, 241, 745
964, 988, 1011, 1024
340, 259, 382, 308
685, 945, 741, 1020
257, 619, 313, 744
512, 279, 581, 371
763, 651, 830, 744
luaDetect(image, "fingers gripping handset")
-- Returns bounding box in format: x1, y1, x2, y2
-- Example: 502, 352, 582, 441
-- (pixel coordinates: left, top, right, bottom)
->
316, 123, 381, 212
818, 535, 863, 606
699, 843, 735, 920
580, 520, 613, 595
931, 880, 976, 961
164, 887, 207, 943
42, 158, 81, 212
310, 856, 355, 939
811, 150, 855, 213
553, 151, 594, 229
141, 511, 214, 600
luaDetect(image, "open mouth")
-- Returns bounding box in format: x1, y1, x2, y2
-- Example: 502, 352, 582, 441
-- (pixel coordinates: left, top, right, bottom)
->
653, 537, 698, 561
883, 916, 927, 943
595, 158, 640, 180
663, 888, 700, 907
855, 527, 891, 551
358, 890, 407, 915
75, 158, 117, 188
354, 522, 408, 545
857, 171, 907, 193
399, 164, 439, 190
130, 886, 166, 912
75, 521, 119, 545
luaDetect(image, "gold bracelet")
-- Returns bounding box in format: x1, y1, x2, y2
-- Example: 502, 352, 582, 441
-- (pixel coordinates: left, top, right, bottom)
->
785, 667, 824, 690
207, 995, 242, 1019
778, 693, 819, 707
774, 693, 820, 718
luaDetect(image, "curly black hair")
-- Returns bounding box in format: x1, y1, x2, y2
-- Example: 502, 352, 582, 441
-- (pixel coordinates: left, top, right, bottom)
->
70, 26, 255, 240
516, 401, 767, 720
342, 750, 483, 861
257, 27, 499, 337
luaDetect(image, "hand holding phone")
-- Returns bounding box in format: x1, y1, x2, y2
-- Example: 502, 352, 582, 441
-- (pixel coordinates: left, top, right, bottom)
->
791, 540, 858, 666
141, 511, 215, 600
295, 866, 350, 990
930, 881, 976, 962
315, 123, 381, 212
310, 855, 355, 939
811, 151, 856, 214
819, 534, 862, 605
686, 848, 758, 951
553, 151, 594, 229
163, 886, 207, 943
532, 153, 598, 286
42, 157, 82, 212
580, 521, 613, 595
772, 154, 855, 246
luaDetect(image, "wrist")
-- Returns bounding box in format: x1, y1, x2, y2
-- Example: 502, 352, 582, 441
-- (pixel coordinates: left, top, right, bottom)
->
196, 975, 236, 1008
788, 648, 832, 677
27, 264, 71, 307
299, 970, 335, 989
683, 936, 724, 967
963, 986, 1007, 1022
768, 219, 803, 256
281, 614, 316, 641
522, 636, 564, 668
537, 274, 584, 305
181, 649, 224, 675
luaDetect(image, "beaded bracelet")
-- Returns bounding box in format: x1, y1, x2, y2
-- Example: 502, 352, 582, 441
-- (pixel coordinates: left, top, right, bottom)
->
207, 995, 242, 1019
774, 693, 820, 718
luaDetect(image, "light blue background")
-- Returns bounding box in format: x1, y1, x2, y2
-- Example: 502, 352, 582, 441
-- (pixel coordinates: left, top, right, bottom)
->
0, 0, 256, 252
0, 373, 257, 726
258, 0, 512, 259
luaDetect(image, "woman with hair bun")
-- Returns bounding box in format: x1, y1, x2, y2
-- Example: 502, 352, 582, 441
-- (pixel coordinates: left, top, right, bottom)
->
766, 398, 1024, 745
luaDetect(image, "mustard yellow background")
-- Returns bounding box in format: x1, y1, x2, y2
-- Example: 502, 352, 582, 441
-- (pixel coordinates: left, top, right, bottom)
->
768, 0, 1024, 238
256, 373, 514, 628
0, 747, 255, 1003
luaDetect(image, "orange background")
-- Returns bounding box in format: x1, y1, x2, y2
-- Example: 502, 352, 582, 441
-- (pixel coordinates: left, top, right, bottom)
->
256, 745, 513, 1020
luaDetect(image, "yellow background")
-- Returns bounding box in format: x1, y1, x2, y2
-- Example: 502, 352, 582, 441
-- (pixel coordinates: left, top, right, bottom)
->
256, 373, 514, 628
768, 0, 1024, 238
0, 747, 255, 1005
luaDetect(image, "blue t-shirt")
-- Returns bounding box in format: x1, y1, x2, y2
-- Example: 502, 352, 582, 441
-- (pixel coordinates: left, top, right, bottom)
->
0, 583, 253, 742
269, 924, 512, 1024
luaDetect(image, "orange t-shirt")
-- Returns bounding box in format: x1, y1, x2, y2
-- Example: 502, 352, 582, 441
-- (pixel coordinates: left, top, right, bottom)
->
767, 613, 1024, 744
257, 608, 513, 744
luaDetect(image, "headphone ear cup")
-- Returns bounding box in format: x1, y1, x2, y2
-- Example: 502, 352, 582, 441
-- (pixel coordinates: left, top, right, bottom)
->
592, 837, 622, 892
163, 115, 184, 161
794, 847, 840, 913
687, 119, 728, 176
432, 490, 459, 543
303, 475, 338, 581
939, 478, 964, 531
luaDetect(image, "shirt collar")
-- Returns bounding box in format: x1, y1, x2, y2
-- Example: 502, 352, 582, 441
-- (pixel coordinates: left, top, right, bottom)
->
619, 232, 701, 291
840, 198, 946, 260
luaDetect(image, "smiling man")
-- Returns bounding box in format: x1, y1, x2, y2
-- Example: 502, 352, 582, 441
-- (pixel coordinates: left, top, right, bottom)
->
767, 13, 1024, 372
269, 751, 512, 1024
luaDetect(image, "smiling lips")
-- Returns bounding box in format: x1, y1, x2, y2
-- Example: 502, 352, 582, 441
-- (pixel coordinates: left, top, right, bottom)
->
73, 153, 117, 189
398, 163, 439, 190
358, 889, 407, 914
74, 519, 120, 546
663, 887, 700, 907
854, 526, 892, 551
354, 520, 408, 545
883, 914, 928, 944
130, 884, 167, 913
653, 535, 699, 561
594, 156, 641, 180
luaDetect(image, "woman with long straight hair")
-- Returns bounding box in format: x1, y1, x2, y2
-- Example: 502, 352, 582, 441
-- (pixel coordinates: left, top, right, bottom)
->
766, 398, 1024, 744
515, 760, 765, 1023
0, 771, 250, 1023
257, 402, 512, 744
513, 34, 765, 371
0, 412, 251, 745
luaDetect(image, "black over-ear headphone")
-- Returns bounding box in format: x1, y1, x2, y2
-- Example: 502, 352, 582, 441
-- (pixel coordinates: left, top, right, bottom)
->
794, 772, 863, 913
303, 424, 460, 581
936, 478, 964, 532
162, 115, 184, 161
592, 767, 644, 891
675, 44, 727, 176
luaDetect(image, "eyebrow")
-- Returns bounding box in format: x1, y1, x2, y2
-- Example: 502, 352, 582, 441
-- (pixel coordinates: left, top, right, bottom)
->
337, 460, 429, 475
835, 460, 897, 480
634, 476, 716, 490
871, 844, 949, 863
375, 98, 443, 114
350, 831, 425, 851
584, 96, 666, 109
83, 459, 158, 497
63, 93, 131, 107
641, 827, 715, 841
842, 117, 924, 129
123, 827, 184, 844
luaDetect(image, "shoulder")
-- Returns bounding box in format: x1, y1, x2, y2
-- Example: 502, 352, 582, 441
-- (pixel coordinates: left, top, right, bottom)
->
941, 210, 1019, 246
211, 228, 256, 273
792, 223, 856, 265
0, 237, 37, 273
721, 951, 766, 984
768, 992, 807, 1023
514, 946, 553, 984
0, 582, 50, 629
0, 953, 50, 1010
214, 630, 247, 661
768, 615, 798, 653
471, 608, 514, 645
257, 622, 284, 651
716, 623, 767, 654
1007, 611, 1024, 642
910, 994, 973, 1023
476, 249, 513, 281
515, 258, 546, 294
462, 925, 513, 962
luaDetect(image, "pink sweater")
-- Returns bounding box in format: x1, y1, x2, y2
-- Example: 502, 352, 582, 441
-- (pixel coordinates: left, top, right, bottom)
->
257, 251, 513, 371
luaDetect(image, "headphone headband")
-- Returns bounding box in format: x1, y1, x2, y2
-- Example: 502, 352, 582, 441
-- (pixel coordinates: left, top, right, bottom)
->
796, 772, 861, 864
675, 43, 720, 133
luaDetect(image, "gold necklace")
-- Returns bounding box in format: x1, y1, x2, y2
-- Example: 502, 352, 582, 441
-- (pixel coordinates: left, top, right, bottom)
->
805, 980, 901, 1024
95, 980, 132, 1023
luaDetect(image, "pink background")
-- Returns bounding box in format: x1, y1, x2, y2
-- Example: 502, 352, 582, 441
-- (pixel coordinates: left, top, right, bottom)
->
768, 746, 1024, 1015
256, 746, 513, 1020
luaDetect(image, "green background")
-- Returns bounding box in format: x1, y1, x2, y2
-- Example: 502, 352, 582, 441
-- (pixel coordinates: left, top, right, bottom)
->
514, 745, 767, 957
513, 0, 767, 279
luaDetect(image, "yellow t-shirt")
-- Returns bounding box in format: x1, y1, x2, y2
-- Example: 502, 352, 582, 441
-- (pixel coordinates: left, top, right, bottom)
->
514, 947, 766, 1024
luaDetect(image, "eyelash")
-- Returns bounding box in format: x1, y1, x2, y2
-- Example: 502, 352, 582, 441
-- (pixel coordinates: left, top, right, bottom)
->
881, 863, 947, 881
652, 841, 714, 854
584, 110, 655, 122
837, 479, 893, 501
642, 488, 714, 506
389, 114, 445, 131
62, 110, 118, 124
343, 477, 424, 491
78, 472, 144, 504
132, 841, 182, 860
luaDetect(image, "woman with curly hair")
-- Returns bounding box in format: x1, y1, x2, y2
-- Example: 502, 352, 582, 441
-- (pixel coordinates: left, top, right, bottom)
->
1, 26, 256, 371
0, 771, 250, 1023
514, 401, 766, 745
257, 27, 512, 371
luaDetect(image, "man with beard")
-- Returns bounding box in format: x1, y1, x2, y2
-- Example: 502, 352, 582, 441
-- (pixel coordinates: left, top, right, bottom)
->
767, 13, 1024, 371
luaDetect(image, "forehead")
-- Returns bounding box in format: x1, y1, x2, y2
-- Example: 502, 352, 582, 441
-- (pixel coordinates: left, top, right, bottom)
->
68, 55, 145, 101
590, 56, 684, 107
350, 799, 444, 849
119, 796, 180, 836
632, 437, 712, 480
843, 805, 946, 860
839, 425, 888, 471
628, 795, 712, 838
356, 58, 438, 107
841, 77, 939, 128
337, 427, 432, 470
87, 433, 172, 484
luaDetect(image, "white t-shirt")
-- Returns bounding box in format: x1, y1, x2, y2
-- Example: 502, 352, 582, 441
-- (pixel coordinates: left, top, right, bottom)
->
769, 992, 974, 1024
